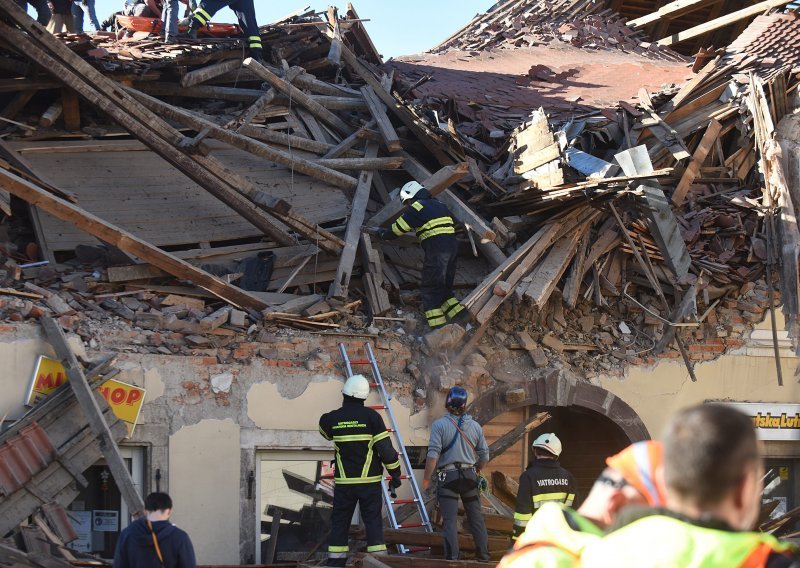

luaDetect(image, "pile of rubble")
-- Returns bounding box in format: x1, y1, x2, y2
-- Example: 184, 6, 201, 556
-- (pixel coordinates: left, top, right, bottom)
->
0, 0, 796, 387
430, 0, 685, 60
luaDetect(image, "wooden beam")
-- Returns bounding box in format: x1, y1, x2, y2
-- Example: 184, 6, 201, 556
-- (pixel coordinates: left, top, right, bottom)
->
360, 85, 401, 152
672, 119, 723, 205
181, 58, 242, 88
523, 224, 587, 308
242, 58, 352, 136
628, 0, 713, 29
340, 43, 452, 166
0, 20, 296, 248
41, 316, 145, 520
359, 232, 391, 315
322, 119, 375, 159
657, 0, 792, 46
127, 88, 358, 190
329, 142, 379, 299
315, 156, 404, 170
0, 169, 269, 311
486, 411, 550, 458
368, 162, 469, 227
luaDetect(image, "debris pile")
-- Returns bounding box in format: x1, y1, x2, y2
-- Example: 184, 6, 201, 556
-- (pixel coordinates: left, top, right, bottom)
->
430, 0, 685, 60
0, 0, 796, 386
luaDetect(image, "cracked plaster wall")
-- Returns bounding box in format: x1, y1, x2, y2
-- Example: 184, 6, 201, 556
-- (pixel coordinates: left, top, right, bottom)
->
596, 313, 799, 437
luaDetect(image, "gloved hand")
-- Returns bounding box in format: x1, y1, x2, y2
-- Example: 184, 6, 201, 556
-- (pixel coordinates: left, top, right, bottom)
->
477, 473, 488, 494
390, 474, 402, 489
365, 227, 392, 240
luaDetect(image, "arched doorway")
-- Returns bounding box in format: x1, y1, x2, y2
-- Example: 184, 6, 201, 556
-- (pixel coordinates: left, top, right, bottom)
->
467, 371, 649, 506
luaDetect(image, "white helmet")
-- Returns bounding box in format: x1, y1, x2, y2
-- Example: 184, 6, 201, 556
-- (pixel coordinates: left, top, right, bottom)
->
532, 433, 562, 458
342, 374, 370, 399
399, 181, 424, 203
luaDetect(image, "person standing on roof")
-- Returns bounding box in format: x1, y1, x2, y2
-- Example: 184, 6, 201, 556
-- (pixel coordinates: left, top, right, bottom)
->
513, 433, 576, 541
423, 386, 490, 561
15, 0, 51, 26
181, 0, 262, 61
113, 492, 196, 568
372, 181, 468, 330
319, 374, 402, 568
499, 440, 665, 568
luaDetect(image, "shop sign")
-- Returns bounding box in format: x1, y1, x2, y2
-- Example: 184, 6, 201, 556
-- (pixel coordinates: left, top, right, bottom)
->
26, 355, 146, 437
92, 510, 119, 532
725, 402, 800, 441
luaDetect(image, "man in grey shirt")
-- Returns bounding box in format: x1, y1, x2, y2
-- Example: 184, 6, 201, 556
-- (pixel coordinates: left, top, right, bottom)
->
423, 386, 490, 561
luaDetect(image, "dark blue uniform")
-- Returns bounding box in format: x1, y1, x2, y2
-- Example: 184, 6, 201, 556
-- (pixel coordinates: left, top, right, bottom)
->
320, 398, 402, 567
189, 0, 261, 57
113, 517, 196, 568
389, 194, 465, 328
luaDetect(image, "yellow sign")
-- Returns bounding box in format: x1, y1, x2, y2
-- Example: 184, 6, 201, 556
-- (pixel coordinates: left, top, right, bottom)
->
27, 356, 145, 437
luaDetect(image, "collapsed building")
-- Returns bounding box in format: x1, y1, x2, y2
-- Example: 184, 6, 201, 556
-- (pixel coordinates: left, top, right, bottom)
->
1, 0, 800, 565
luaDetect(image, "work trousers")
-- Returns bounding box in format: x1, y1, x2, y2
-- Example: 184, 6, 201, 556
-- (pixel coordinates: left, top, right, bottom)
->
46, 13, 75, 33
16, 0, 51, 25
162, 0, 179, 38
420, 236, 465, 328
190, 0, 262, 54
71, 0, 101, 31
327, 483, 387, 567
437, 468, 489, 561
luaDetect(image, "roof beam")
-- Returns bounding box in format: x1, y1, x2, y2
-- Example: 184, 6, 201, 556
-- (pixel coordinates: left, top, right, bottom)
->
657, 0, 792, 46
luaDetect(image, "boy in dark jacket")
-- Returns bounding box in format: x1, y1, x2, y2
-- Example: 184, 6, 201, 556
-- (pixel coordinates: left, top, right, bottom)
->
113, 492, 196, 568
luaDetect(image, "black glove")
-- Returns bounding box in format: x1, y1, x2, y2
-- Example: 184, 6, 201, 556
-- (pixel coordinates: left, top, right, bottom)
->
390, 474, 402, 489
376, 227, 393, 241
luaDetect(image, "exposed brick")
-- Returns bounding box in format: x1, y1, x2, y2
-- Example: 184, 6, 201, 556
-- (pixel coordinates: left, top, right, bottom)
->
688, 344, 725, 353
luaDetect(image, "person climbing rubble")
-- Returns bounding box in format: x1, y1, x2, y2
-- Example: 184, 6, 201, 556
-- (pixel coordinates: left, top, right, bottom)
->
513, 433, 576, 540
499, 440, 665, 568
179, 0, 262, 61
318, 374, 402, 567
423, 386, 490, 561
370, 181, 469, 331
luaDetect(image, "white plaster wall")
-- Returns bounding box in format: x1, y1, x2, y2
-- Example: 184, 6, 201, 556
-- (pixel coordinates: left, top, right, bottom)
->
597, 353, 800, 439
169, 419, 241, 565
0, 324, 86, 422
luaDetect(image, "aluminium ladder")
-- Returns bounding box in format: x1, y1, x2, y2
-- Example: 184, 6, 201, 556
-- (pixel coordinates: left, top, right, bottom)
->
339, 342, 433, 554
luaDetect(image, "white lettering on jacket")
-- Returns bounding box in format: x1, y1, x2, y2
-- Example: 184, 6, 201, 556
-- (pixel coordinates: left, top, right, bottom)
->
537, 478, 568, 486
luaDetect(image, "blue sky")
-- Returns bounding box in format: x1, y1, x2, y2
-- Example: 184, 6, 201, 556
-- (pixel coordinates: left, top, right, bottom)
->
41, 1, 491, 58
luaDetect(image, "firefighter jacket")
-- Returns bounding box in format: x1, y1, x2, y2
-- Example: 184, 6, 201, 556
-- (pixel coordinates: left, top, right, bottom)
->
319, 398, 401, 485
513, 459, 576, 539
390, 197, 455, 243
580, 508, 799, 568
498, 503, 601, 568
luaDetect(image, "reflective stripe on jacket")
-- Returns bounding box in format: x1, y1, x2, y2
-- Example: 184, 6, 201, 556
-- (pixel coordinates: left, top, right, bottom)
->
514, 459, 577, 539
498, 503, 601, 568
390, 198, 455, 242
319, 400, 401, 484
580, 512, 797, 568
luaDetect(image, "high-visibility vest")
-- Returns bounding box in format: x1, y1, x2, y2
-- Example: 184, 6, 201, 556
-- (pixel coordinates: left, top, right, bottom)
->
499, 503, 601, 568
580, 514, 796, 568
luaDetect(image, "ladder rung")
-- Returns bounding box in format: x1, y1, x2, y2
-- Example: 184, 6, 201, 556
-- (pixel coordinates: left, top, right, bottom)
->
405, 547, 431, 552
350, 359, 370, 365
385, 475, 413, 480
368, 405, 387, 410
391, 499, 418, 504
396, 523, 426, 529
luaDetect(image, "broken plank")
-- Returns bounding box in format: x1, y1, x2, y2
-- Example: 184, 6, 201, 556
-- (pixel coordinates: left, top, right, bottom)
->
0, 22, 296, 248
359, 232, 391, 315
181, 58, 242, 88
315, 156, 404, 170
628, 0, 712, 29
360, 85, 401, 152
523, 223, 587, 308
0, 168, 269, 311
322, 119, 376, 159
671, 119, 723, 205
41, 315, 145, 519
657, 0, 792, 46
243, 58, 352, 136
368, 162, 469, 227
329, 142, 379, 299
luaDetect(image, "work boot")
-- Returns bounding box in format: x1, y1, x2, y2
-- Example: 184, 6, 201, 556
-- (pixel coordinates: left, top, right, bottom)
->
176, 27, 197, 39
249, 48, 263, 63
449, 308, 473, 326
